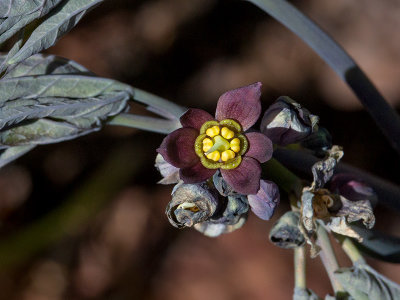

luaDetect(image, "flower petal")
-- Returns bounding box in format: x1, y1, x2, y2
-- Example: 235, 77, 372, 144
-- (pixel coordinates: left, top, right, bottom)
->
215, 82, 262, 131
245, 132, 273, 163
157, 127, 198, 168
180, 108, 214, 130
248, 180, 280, 220
221, 157, 261, 195
180, 161, 216, 183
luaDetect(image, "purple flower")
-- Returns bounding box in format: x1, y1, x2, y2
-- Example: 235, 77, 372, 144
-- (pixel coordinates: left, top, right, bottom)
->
157, 82, 273, 195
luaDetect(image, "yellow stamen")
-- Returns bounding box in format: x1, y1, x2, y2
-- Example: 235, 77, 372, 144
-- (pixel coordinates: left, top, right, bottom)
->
177, 202, 200, 212
221, 127, 234, 139
206, 151, 220, 161
202, 138, 213, 152
230, 138, 240, 153
221, 150, 235, 162
206, 126, 220, 137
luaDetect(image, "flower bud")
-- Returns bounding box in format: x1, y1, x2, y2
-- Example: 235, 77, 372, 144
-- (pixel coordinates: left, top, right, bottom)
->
269, 211, 305, 249
260, 96, 318, 146
166, 183, 218, 228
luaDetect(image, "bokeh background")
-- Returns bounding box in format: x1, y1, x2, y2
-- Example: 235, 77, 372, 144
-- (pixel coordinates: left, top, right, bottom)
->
0, 0, 400, 299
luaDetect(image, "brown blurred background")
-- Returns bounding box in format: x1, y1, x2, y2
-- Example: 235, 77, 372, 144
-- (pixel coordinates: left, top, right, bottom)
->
0, 0, 400, 299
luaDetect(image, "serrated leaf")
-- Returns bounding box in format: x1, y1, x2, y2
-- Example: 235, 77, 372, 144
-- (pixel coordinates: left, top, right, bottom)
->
0, 0, 61, 18
0, 0, 63, 44
4, 0, 104, 67
335, 264, 400, 300
0, 75, 132, 104
0, 118, 98, 147
2, 53, 93, 78
0, 92, 129, 133
0, 145, 36, 168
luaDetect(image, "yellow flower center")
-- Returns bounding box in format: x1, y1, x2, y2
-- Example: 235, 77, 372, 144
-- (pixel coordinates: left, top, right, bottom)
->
194, 119, 248, 170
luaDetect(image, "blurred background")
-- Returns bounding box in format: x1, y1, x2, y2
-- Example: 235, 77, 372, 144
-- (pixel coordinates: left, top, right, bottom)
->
0, 0, 400, 299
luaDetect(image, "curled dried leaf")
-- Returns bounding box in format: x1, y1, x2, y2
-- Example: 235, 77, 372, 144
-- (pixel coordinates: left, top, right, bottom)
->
311, 146, 343, 190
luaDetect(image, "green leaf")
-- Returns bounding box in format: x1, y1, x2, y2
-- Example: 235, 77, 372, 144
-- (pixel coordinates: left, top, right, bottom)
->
0, 145, 36, 169
0, 0, 63, 44
2, 53, 93, 78
0, 0, 61, 18
4, 0, 103, 67
335, 264, 400, 300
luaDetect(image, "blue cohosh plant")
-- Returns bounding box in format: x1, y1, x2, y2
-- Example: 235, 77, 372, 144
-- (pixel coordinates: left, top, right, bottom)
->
1, 0, 400, 299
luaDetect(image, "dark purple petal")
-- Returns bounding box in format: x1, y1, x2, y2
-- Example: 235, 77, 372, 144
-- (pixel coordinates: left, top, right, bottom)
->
245, 132, 273, 163
180, 161, 217, 183
221, 157, 261, 195
180, 108, 214, 130
329, 173, 376, 205
215, 82, 262, 131
248, 180, 280, 220
157, 128, 198, 169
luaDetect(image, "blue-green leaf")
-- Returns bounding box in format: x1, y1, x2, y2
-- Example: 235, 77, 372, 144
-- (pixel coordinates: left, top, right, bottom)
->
3, 0, 103, 67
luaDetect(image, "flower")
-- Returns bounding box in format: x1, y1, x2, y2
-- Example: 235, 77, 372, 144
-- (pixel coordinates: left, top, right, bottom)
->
157, 82, 273, 195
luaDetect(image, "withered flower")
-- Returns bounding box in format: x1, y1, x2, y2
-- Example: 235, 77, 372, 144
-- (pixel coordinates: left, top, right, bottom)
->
157, 82, 273, 195
194, 194, 249, 237
166, 183, 218, 228
269, 211, 305, 249
260, 96, 318, 146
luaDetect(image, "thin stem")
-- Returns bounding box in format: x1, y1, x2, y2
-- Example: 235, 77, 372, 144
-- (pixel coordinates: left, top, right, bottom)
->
317, 224, 344, 293
247, 0, 400, 155
263, 158, 303, 196
108, 113, 181, 134
341, 237, 366, 265
294, 246, 306, 289
132, 88, 187, 119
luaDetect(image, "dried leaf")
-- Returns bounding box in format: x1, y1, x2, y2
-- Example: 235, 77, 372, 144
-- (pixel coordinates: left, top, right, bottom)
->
336, 196, 375, 229
335, 264, 400, 300
311, 145, 343, 189
326, 217, 362, 242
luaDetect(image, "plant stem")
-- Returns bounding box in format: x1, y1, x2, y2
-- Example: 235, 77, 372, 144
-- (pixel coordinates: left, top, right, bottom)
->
341, 237, 366, 265
263, 158, 303, 196
131, 88, 187, 119
247, 0, 400, 156
294, 246, 306, 289
108, 113, 181, 134
317, 224, 344, 293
